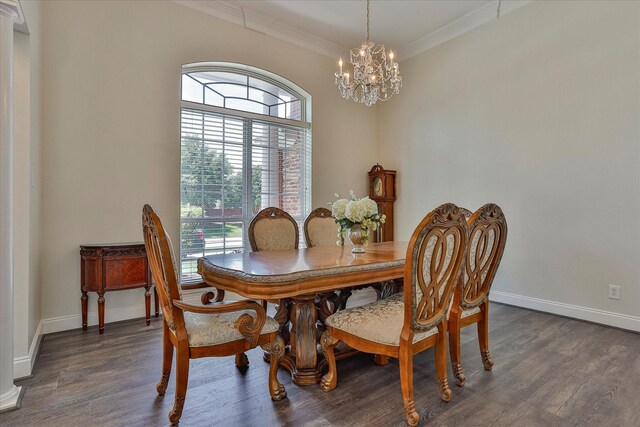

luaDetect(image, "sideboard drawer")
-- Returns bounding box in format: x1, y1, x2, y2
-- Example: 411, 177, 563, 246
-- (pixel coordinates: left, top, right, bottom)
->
104, 256, 147, 290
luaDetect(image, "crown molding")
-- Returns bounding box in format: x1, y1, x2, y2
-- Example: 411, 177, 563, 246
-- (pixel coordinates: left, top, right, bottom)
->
174, 0, 347, 58
398, 0, 532, 59
174, 0, 532, 62
0, 0, 27, 34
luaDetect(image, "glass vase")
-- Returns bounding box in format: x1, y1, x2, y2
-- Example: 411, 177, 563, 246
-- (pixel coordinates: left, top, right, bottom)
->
348, 224, 366, 253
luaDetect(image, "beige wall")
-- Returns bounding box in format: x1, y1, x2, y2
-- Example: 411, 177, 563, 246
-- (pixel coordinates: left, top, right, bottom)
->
37, 0, 377, 323
378, 1, 640, 322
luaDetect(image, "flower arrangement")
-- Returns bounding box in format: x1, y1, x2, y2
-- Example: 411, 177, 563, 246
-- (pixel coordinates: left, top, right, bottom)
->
331, 190, 386, 248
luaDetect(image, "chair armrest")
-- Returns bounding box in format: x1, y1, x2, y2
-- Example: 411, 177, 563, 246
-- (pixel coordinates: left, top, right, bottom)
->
179, 281, 209, 291
173, 299, 266, 347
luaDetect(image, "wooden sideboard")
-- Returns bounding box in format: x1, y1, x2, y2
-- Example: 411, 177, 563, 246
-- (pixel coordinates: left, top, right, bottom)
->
80, 242, 157, 334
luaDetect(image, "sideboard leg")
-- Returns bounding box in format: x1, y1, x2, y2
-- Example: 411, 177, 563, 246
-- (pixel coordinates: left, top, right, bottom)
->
97, 292, 105, 334
81, 291, 88, 331
145, 285, 151, 326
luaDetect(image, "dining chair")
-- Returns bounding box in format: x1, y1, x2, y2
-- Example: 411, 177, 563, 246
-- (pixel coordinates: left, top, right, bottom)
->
320, 203, 468, 426
248, 207, 300, 252
303, 207, 350, 335
248, 206, 300, 316
303, 207, 338, 248
142, 205, 287, 425
448, 203, 507, 387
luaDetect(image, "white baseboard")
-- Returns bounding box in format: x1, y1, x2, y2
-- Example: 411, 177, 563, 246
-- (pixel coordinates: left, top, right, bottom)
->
39, 290, 205, 335
490, 290, 640, 332
41, 303, 151, 335
0, 385, 23, 412
13, 320, 43, 379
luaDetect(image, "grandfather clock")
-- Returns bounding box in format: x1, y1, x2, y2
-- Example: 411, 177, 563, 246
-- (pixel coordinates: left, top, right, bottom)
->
368, 164, 396, 242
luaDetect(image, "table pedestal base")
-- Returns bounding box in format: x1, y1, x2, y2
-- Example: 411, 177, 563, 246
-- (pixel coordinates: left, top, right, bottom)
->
265, 342, 360, 385
266, 285, 401, 385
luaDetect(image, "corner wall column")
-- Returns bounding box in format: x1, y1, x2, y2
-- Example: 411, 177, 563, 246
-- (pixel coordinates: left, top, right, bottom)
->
0, 0, 24, 412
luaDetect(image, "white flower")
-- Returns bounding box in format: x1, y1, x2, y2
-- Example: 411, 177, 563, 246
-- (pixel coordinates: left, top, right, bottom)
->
334, 193, 341, 198
345, 199, 367, 223
331, 199, 349, 219
362, 197, 379, 217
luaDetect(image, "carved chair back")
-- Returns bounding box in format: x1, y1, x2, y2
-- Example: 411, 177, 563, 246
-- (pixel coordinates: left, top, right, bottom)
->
459, 203, 507, 309
403, 203, 468, 333
142, 204, 186, 335
248, 207, 299, 252
303, 207, 337, 248
459, 207, 473, 220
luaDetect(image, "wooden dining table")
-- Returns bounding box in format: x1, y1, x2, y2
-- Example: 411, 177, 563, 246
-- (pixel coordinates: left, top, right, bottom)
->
197, 241, 408, 385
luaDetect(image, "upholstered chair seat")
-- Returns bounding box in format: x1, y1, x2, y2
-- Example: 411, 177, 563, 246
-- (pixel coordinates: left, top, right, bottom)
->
325, 297, 438, 346
456, 306, 481, 320
183, 311, 280, 347
390, 292, 481, 322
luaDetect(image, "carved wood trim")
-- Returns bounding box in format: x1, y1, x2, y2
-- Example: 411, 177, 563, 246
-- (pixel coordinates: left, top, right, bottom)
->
79, 246, 146, 257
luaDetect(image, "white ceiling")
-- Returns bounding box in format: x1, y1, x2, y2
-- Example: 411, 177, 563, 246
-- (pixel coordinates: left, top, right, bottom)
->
177, 0, 531, 59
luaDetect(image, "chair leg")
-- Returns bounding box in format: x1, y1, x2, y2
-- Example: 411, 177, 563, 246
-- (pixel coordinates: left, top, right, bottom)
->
448, 315, 465, 387
478, 302, 493, 371
374, 354, 390, 365
320, 330, 339, 392
399, 343, 419, 426
157, 321, 173, 396
260, 335, 287, 401
435, 324, 453, 402
168, 344, 190, 426
235, 353, 249, 369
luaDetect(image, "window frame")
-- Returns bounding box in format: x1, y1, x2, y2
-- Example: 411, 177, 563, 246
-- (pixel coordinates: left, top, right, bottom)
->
179, 62, 312, 282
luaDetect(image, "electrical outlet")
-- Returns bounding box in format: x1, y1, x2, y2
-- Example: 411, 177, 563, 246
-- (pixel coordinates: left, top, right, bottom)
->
608, 284, 621, 300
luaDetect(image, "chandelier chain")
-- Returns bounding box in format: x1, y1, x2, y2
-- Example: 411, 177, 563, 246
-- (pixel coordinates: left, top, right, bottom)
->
366, 0, 370, 41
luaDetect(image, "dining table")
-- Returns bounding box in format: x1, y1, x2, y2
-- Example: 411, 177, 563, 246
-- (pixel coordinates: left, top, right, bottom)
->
197, 241, 408, 385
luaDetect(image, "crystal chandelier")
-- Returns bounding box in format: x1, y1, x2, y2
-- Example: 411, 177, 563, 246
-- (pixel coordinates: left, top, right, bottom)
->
335, 0, 402, 107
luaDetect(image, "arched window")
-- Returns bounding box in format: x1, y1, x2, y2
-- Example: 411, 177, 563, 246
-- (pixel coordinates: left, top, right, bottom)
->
180, 62, 312, 281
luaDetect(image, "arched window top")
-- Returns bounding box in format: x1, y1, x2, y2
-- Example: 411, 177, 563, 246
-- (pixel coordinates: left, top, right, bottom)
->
182, 62, 310, 122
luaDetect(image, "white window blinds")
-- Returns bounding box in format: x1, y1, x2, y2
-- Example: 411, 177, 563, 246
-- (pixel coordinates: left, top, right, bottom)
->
179, 68, 311, 282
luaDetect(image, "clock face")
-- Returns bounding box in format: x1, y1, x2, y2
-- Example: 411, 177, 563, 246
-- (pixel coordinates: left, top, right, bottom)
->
373, 176, 383, 197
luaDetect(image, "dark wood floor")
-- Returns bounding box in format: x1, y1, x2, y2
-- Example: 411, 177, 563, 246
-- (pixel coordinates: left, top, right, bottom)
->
2, 290, 639, 427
